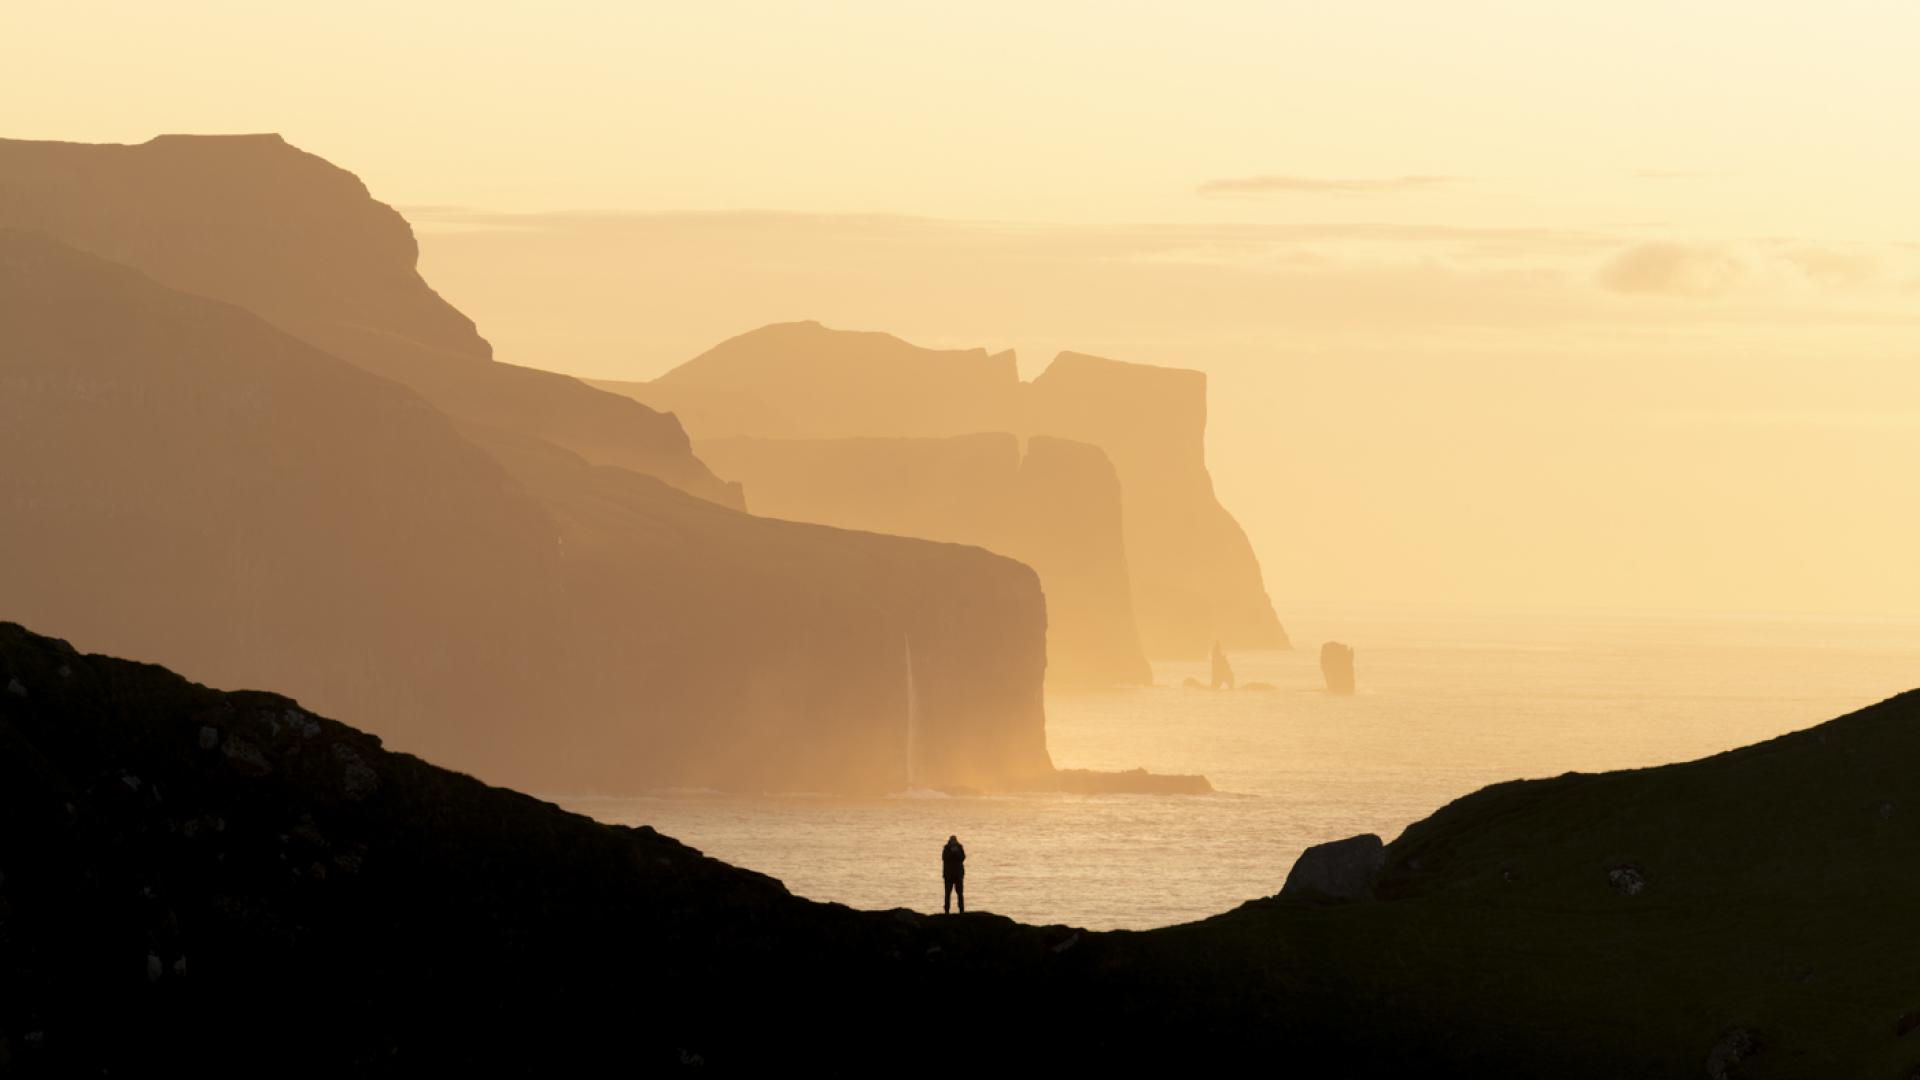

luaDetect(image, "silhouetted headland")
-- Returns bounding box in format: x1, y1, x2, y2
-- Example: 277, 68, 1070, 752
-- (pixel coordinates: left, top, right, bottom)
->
0, 137, 1202, 797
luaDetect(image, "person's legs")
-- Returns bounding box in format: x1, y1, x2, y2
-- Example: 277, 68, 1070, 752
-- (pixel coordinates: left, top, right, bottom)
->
943, 878, 953, 914
956, 877, 964, 913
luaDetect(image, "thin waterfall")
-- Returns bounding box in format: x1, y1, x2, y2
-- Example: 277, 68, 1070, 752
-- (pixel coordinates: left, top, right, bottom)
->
903, 634, 917, 791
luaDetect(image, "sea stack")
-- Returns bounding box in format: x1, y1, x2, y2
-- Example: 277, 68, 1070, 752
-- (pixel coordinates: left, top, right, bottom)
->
1321, 642, 1356, 694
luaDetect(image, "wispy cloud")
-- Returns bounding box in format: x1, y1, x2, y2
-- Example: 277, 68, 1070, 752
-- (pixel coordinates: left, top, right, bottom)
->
1627, 169, 1722, 181
409, 205, 1608, 258
1597, 240, 1918, 298
1599, 242, 1745, 296
1195, 174, 1456, 198
1640, 409, 1920, 430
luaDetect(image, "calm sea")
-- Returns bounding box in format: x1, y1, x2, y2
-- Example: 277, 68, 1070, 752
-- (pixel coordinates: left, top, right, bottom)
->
563, 610, 1920, 930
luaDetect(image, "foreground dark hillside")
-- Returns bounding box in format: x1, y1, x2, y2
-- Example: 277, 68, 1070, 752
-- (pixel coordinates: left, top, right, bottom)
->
5, 622, 1918, 1077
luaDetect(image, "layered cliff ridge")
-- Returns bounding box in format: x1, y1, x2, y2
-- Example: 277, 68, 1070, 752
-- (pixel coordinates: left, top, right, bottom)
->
695, 432, 1151, 687
0, 229, 1055, 794
600, 320, 1289, 660
635, 320, 1022, 439
6, 622, 1915, 1075
0, 134, 740, 508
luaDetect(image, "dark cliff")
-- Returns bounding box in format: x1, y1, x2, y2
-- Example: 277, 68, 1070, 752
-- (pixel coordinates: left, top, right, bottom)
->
0, 231, 1050, 794
0, 230, 568, 760
694, 432, 1151, 687
6, 622, 1917, 1076
612, 320, 1288, 659
463, 425, 1050, 792
0, 134, 741, 508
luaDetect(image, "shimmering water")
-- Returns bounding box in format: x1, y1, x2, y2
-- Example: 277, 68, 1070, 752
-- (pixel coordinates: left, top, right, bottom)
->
564, 610, 1920, 930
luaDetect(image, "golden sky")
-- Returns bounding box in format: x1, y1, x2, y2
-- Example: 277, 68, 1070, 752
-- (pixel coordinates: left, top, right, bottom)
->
9, 2, 1919, 617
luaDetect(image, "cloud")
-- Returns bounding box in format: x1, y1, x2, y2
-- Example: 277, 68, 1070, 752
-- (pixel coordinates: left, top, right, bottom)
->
1598, 242, 1745, 296
1627, 169, 1721, 180
1598, 240, 1920, 298
1195, 174, 1456, 198
1640, 409, 1920, 431
1779, 245, 1885, 288
411, 205, 1609, 260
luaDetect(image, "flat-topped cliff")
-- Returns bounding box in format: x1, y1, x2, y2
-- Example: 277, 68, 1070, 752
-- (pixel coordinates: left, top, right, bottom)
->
0, 134, 740, 507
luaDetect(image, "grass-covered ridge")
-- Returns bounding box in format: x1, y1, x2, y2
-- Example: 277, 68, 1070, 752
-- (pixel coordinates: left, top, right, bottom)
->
4, 620, 1917, 1076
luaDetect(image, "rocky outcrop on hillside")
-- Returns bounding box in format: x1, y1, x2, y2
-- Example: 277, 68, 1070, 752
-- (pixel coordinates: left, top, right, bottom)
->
1279, 833, 1383, 899
607, 321, 1289, 659
0, 134, 740, 507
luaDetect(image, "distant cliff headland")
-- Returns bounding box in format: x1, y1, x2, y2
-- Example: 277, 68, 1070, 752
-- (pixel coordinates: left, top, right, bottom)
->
0, 134, 1234, 795
6, 622, 1915, 1075
596, 321, 1290, 682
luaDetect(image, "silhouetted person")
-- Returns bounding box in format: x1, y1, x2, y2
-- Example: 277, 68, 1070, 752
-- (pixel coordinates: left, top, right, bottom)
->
941, 834, 966, 913
1210, 640, 1236, 690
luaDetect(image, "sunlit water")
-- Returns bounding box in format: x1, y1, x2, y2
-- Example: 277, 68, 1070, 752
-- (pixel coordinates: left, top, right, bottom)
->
563, 610, 1920, 930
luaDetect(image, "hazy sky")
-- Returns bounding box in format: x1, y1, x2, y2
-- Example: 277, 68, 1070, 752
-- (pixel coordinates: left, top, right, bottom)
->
10, 2, 1919, 617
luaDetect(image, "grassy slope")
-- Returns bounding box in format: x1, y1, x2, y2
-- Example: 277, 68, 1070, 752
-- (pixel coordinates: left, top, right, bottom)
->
4, 620, 1917, 1076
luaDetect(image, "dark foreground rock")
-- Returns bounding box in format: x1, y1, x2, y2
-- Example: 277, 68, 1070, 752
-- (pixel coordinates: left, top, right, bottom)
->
7, 621, 1920, 1077
1279, 833, 1384, 900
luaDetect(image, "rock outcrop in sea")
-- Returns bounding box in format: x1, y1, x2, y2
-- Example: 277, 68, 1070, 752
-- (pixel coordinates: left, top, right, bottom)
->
1321, 641, 1357, 694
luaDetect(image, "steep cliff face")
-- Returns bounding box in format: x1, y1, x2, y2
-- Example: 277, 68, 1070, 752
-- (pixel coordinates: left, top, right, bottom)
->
0, 232, 1050, 794
0, 230, 569, 763
1028, 353, 1287, 657
0, 134, 740, 508
464, 427, 1051, 792
614, 321, 1287, 659
1012, 437, 1152, 683
695, 432, 1151, 686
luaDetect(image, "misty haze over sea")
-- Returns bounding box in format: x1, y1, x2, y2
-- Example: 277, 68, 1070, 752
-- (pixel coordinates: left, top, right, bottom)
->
572, 608, 1920, 929
11, 3, 1920, 1068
